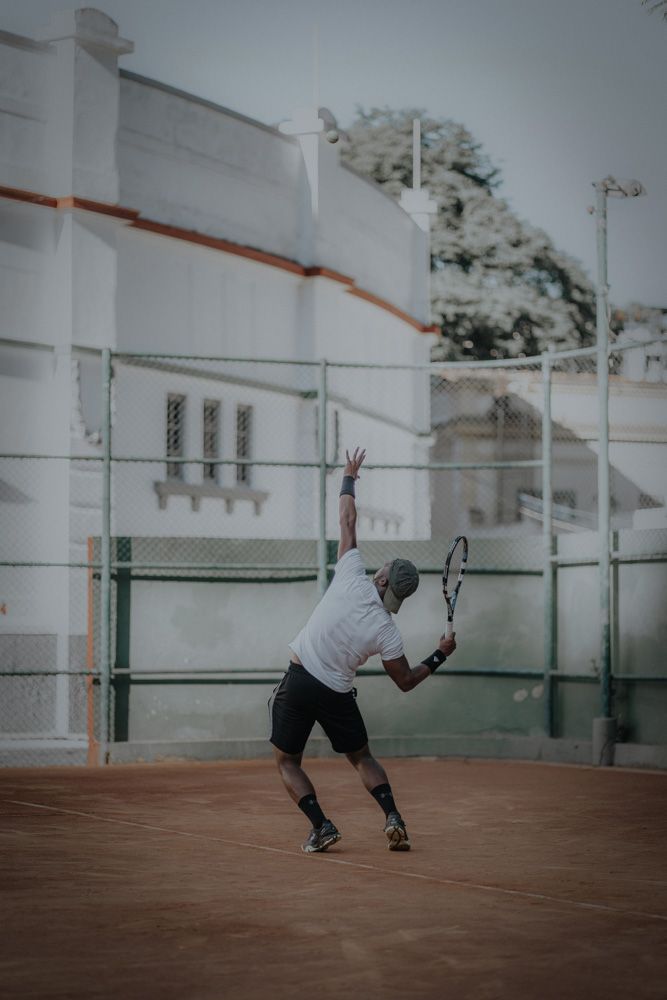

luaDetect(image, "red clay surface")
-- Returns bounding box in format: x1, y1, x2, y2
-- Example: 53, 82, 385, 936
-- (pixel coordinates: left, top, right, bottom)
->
1, 757, 666, 1000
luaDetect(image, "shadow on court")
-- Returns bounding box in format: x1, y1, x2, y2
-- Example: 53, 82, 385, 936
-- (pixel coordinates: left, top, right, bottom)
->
1, 758, 666, 999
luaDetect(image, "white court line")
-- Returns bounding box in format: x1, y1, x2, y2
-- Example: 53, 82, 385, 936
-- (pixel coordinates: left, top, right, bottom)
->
5, 798, 667, 924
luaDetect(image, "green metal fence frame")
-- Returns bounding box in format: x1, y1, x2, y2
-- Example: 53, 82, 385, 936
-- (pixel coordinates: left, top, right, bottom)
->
1, 337, 666, 762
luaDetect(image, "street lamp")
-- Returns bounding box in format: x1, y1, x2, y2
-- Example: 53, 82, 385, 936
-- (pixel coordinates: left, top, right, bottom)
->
591, 175, 646, 766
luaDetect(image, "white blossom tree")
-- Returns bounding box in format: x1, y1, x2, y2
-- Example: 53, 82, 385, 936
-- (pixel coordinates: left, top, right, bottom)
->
341, 108, 597, 360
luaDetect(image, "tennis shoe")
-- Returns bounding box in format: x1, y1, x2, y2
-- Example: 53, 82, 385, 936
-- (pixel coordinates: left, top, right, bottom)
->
302, 819, 341, 854
384, 811, 410, 851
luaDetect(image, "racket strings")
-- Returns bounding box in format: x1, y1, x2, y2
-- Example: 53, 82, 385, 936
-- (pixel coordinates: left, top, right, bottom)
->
448, 552, 463, 579
443, 536, 468, 618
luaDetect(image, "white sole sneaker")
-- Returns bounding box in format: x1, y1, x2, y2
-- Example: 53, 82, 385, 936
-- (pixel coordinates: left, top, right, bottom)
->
384, 817, 411, 851
302, 824, 342, 853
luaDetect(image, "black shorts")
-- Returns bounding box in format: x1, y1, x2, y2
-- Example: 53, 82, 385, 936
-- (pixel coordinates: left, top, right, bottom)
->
269, 662, 368, 756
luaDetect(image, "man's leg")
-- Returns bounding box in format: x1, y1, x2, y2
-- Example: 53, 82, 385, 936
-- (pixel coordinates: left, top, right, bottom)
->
346, 744, 411, 851
270, 666, 340, 853
272, 747, 341, 853
272, 746, 317, 804
345, 743, 389, 792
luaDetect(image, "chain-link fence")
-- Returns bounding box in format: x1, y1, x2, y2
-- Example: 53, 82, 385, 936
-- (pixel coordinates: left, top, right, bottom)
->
0, 448, 104, 765
1, 338, 666, 765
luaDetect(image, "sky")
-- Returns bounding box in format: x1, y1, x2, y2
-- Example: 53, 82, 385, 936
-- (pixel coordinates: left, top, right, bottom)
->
1, 0, 665, 309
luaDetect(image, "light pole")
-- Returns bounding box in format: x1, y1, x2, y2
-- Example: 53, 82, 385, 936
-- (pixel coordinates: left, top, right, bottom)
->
591, 175, 646, 766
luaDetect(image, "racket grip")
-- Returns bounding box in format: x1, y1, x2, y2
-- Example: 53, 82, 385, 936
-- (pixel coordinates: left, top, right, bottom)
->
445, 621, 454, 638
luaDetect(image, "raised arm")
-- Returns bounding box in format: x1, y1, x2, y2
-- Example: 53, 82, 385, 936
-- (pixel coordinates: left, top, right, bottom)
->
382, 632, 457, 692
338, 447, 366, 560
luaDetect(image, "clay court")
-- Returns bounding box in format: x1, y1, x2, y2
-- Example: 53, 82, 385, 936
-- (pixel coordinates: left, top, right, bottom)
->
1, 757, 666, 1000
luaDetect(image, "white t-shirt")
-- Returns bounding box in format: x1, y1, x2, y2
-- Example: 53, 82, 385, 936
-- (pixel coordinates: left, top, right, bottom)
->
289, 548, 405, 693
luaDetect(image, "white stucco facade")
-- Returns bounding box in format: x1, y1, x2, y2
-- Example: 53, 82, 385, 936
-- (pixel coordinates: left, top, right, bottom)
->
0, 6, 435, 721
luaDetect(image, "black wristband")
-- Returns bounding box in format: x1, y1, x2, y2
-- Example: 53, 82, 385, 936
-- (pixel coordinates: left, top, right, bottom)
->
421, 649, 446, 674
340, 475, 356, 498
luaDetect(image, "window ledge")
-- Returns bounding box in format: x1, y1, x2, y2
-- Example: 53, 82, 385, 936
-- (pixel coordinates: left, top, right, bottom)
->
357, 503, 403, 533
154, 481, 269, 514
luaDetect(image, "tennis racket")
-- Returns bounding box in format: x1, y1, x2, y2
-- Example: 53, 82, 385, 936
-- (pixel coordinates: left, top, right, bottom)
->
442, 535, 468, 637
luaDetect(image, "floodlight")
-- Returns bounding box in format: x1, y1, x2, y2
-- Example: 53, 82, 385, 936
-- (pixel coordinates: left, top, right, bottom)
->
596, 176, 647, 198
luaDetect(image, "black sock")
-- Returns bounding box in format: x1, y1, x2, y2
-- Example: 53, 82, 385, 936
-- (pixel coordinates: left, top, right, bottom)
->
370, 783, 397, 818
298, 794, 326, 830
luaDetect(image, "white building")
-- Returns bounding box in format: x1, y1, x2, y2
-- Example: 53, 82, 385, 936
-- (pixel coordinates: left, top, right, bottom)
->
0, 17, 436, 552
431, 330, 667, 537
0, 8, 438, 754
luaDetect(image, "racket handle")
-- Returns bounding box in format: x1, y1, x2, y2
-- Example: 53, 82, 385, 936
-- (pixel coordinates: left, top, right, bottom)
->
445, 621, 454, 638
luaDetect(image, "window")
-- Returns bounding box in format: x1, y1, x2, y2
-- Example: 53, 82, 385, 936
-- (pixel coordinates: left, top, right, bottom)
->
166, 394, 186, 480
332, 409, 340, 465
203, 399, 220, 483
236, 404, 253, 486
553, 490, 576, 510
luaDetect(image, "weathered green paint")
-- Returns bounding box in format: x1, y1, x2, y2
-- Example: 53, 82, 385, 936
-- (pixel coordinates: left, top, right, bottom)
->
614, 683, 667, 745
126, 574, 318, 585
99, 529, 666, 763
357, 674, 545, 739
556, 680, 601, 740
113, 537, 132, 743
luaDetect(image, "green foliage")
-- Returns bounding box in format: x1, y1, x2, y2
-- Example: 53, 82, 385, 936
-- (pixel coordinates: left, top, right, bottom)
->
341, 107, 597, 360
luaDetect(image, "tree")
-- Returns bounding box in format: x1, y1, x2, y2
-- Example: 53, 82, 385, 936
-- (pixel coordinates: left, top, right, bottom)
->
642, 1, 667, 19
341, 108, 597, 360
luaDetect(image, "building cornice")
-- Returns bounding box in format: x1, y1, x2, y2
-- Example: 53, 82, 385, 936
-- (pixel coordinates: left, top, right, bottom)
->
0, 29, 52, 53
0, 184, 58, 208
0, 184, 437, 334
131, 217, 305, 275
119, 70, 296, 144
58, 195, 140, 220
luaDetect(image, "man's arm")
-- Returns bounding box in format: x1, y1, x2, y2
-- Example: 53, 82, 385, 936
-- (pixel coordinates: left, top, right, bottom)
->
382, 633, 457, 692
338, 447, 366, 560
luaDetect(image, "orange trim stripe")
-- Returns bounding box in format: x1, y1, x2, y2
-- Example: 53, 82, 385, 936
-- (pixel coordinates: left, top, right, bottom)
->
348, 286, 439, 334
0, 184, 437, 333
56, 195, 140, 221
131, 217, 305, 276
0, 184, 57, 208
304, 266, 355, 287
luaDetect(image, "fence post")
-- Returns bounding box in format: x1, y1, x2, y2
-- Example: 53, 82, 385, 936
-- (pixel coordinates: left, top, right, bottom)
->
594, 184, 615, 760
113, 537, 132, 743
541, 350, 555, 737
611, 529, 620, 681
99, 348, 112, 765
317, 359, 328, 595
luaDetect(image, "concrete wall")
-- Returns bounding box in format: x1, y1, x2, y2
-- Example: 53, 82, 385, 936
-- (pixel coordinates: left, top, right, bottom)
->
0, 30, 50, 193
103, 530, 666, 762
117, 74, 305, 265
117, 71, 428, 322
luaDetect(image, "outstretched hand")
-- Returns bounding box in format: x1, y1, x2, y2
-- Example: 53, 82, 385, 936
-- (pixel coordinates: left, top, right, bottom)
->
344, 447, 366, 479
438, 632, 457, 657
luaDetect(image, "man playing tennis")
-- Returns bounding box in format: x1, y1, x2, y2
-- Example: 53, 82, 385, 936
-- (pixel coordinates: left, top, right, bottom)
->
270, 447, 457, 853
